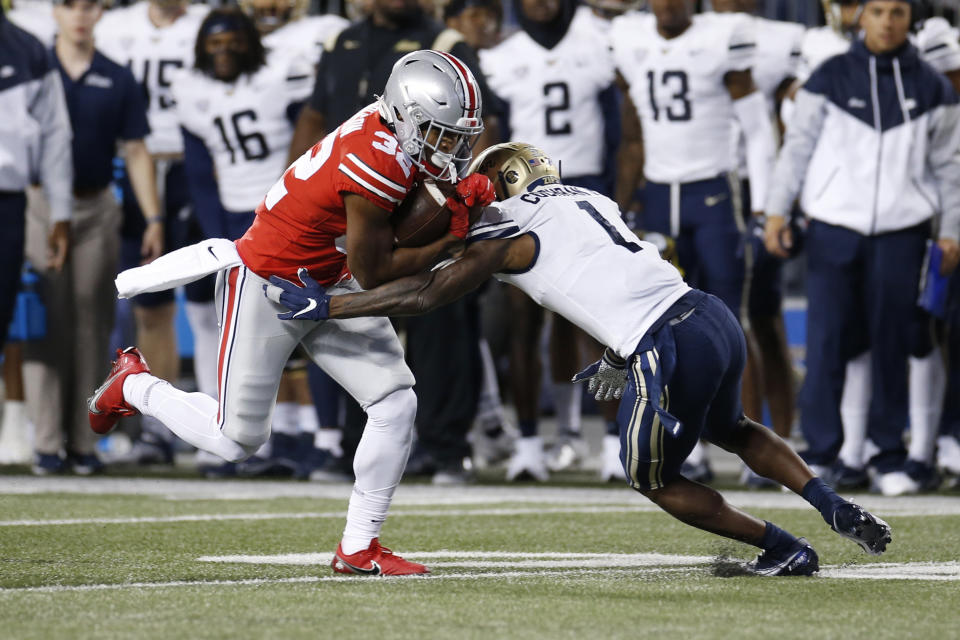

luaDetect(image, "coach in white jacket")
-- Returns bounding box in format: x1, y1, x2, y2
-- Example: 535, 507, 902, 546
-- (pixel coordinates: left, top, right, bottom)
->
764, 0, 960, 488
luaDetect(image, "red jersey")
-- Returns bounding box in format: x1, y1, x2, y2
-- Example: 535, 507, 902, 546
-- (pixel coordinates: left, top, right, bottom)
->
236, 104, 418, 284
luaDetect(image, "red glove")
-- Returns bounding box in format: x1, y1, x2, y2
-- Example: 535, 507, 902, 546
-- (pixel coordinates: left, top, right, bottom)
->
445, 174, 496, 239
446, 197, 470, 239
455, 173, 496, 208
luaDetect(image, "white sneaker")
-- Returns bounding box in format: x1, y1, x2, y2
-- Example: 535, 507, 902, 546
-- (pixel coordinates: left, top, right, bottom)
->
546, 434, 588, 472
506, 436, 549, 482
599, 435, 623, 483
872, 470, 920, 497
937, 436, 960, 475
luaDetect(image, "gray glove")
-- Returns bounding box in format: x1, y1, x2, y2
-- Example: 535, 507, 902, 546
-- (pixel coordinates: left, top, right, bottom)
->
572, 348, 628, 401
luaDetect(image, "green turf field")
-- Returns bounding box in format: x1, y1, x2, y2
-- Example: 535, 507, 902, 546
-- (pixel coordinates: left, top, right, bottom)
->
1, 476, 959, 639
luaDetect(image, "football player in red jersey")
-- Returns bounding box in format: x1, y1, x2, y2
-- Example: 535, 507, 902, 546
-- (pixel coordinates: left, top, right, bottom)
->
89, 50, 495, 576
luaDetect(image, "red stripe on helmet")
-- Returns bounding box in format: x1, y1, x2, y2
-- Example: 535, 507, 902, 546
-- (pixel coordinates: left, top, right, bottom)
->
435, 50, 478, 114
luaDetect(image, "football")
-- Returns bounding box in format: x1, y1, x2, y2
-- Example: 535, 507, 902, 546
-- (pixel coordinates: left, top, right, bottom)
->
393, 179, 457, 247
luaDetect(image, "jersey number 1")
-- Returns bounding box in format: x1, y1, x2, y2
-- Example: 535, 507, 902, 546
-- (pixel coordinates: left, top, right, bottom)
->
576, 201, 641, 253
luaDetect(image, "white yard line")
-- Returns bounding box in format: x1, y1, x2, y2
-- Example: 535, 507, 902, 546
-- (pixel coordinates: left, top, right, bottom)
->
197, 551, 716, 567
2, 476, 958, 516
3, 559, 959, 594
0, 505, 656, 528
0, 569, 681, 594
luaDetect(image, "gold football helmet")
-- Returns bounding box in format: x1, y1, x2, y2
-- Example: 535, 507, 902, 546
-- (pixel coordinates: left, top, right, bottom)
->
467, 142, 561, 201
821, 0, 862, 36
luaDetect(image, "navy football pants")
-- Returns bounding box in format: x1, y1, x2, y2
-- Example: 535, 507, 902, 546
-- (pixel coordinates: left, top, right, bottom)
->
643, 177, 747, 321
801, 220, 929, 472
618, 292, 747, 491
0, 191, 26, 347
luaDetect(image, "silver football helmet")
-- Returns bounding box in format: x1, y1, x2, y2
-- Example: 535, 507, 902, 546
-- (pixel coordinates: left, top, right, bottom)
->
378, 50, 484, 182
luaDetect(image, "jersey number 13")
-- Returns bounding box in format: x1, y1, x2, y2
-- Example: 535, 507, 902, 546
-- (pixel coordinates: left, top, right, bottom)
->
646, 70, 692, 122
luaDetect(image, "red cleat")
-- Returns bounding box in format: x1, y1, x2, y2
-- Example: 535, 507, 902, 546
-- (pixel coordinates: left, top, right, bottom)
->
87, 347, 151, 435
331, 538, 429, 576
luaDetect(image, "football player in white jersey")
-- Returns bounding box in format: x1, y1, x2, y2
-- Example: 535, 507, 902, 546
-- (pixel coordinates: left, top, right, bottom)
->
611, 0, 777, 482
711, 0, 802, 488
267, 142, 893, 575
169, 7, 315, 476
480, 0, 623, 480
96, 0, 209, 157
94, 0, 209, 465
240, 0, 348, 68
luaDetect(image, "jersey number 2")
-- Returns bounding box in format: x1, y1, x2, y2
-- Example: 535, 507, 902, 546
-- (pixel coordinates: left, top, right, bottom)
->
544, 82, 572, 135
576, 201, 641, 253
646, 70, 692, 122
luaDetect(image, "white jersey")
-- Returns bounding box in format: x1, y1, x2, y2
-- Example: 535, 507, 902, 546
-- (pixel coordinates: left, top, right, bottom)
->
7, 1, 56, 46
571, 4, 613, 36
731, 15, 803, 174
171, 58, 313, 213
262, 14, 349, 70
95, 2, 209, 155
797, 26, 849, 83
611, 12, 755, 183
480, 9, 616, 178
467, 185, 690, 359
915, 17, 960, 75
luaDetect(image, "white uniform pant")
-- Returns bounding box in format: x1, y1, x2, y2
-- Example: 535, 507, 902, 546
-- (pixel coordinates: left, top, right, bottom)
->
215, 265, 415, 448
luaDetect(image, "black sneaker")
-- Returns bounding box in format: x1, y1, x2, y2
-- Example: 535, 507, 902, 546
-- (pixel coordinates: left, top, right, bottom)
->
831, 502, 892, 555
67, 452, 104, 476
832, 462, 869, 490
680, 460, 714, 484
746, 538, 819, 576
905, 459, 942, 492
309, 453, 353, 482
31, 453, 65, 476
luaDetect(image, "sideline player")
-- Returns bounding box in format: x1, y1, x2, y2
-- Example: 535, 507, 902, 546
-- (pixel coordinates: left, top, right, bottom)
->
250, 0, 347, 66
611, 0, 778, 482
267, 142, 893, 575
89, 50, 493, 576
711, 0, 804, 487
765, 0, 960, 497
782, 1, 960, 493
480, 0, 622, 480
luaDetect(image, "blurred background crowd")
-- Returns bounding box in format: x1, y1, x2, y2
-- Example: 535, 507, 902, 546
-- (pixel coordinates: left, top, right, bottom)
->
2, 0, 960, 496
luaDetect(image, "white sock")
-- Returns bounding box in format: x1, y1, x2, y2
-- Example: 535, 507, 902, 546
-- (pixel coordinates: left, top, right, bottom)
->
476, 338, 507, 430
839, 352, 871, 469
341, 486, 393, 555
908, 348, 946, 465
685, 440, 708, 466
298, 403, 319, 435
122, 373, 251, 462
0, 400, 31, 464
315, 427, 343, 457
272, 401, 299, 436
552, 382, 582, 435
340, 388, 416, 554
